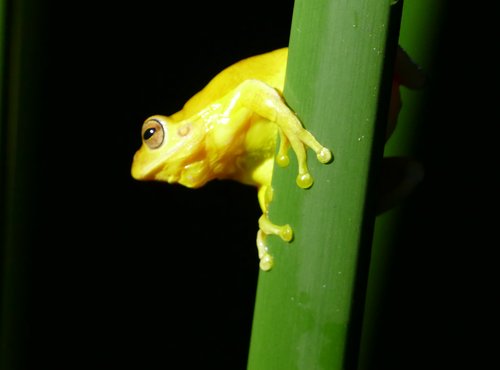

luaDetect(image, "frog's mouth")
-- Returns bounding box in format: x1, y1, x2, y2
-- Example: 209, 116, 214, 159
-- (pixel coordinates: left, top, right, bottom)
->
131, 148, 181, 183
131, 126, 206, 184
131, 150, 158, 180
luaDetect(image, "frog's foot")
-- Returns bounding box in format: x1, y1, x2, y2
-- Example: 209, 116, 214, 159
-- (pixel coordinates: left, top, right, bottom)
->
238, 79, 332, 189
256, 215, 293, 271
276, 123, 332, 189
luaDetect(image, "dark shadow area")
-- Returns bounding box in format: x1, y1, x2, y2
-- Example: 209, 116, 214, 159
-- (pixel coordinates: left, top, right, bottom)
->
362, 3, 498, 369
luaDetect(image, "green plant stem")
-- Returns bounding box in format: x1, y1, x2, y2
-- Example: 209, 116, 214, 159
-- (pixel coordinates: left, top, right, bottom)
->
247, 1, 403, 369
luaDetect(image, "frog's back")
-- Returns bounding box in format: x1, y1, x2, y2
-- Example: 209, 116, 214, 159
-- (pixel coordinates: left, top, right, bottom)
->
172, 48, 288, 121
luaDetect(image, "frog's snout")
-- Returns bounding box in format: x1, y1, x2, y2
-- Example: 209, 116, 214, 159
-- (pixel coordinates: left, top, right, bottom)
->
131, 152, 143, 180
131, 150, 151, 180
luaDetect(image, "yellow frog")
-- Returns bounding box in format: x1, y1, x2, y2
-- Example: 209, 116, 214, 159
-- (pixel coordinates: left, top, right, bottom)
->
131, 48, 332, 271
131, 47, 424, 271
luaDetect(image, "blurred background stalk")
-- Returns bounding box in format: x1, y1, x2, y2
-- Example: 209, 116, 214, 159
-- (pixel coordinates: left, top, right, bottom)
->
358, 1, 446, 368
1, 1, 46, 368
247, 1, 403, 369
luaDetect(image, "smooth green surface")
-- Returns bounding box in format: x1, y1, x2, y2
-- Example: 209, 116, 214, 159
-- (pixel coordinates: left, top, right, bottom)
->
247, 1, 402, 369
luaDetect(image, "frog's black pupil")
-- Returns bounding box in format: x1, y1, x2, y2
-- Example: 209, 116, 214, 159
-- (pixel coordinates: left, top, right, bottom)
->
144, 128, 156, 140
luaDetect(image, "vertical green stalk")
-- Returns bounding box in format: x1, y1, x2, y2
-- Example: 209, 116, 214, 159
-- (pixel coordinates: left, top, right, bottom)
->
247, 1, 402, 369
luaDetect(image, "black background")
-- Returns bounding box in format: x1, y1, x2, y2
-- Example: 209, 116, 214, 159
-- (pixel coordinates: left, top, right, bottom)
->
3, 0, 498, 369
27, 1, 294, 369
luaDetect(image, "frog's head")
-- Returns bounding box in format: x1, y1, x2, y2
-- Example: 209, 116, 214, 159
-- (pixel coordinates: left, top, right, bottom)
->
131, 115, 204, 184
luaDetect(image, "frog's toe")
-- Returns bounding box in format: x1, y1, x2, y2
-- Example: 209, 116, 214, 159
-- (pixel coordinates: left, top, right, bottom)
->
276, 153, 290, 167
317, 147, 333, 164
279, 224, 293, 242
296, 173, 313, 189
257, 229, 275, 271
259, 253, 274, 271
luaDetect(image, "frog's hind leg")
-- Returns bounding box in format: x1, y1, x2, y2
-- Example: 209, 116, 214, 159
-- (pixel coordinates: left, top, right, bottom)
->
256, 215, 293, 271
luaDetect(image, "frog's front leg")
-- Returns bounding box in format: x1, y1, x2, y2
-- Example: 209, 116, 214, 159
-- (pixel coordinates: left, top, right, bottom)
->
238, 79, 332, 188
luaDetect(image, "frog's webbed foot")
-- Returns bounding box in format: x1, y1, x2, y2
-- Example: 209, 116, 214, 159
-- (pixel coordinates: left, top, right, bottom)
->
256, 215, 293, 271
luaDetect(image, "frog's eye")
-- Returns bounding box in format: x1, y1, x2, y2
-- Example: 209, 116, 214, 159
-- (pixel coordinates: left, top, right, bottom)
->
141, 118, 165, 149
